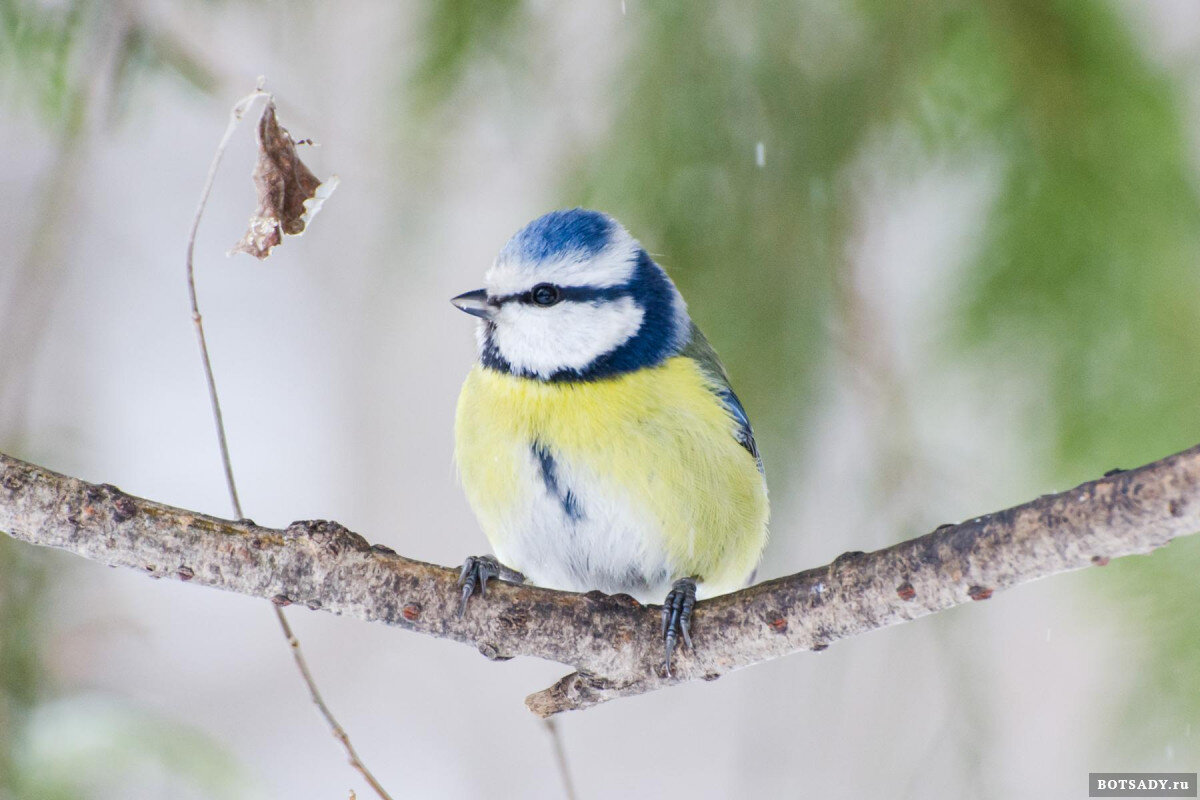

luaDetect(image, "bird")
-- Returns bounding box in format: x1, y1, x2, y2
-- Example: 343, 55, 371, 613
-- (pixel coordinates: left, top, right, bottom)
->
451, 208, 768, 672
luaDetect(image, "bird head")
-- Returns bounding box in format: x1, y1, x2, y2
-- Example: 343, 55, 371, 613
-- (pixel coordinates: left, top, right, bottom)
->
452, 209, 691, 381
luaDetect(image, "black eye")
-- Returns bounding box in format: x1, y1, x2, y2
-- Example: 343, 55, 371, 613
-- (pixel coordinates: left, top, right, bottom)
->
530, 283, 561, 306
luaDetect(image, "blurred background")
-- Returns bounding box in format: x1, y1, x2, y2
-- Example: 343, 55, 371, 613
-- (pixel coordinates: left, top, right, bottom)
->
2, 0, 1200, 797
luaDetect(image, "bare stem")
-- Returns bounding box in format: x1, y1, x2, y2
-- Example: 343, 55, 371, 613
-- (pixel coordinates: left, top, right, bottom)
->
542, 719, 579, 800
184, 83, 393, 799
184, 84, 267, 519
274, 606, 394, 800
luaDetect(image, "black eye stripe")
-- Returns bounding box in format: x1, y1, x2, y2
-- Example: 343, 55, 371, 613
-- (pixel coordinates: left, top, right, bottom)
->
492, 284, 630, 306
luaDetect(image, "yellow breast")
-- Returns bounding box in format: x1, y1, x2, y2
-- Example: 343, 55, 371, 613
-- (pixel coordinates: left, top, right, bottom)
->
454, 357, 768, 596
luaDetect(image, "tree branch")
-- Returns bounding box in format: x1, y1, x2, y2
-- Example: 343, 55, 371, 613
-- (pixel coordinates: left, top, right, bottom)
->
2, 445, 1197, 716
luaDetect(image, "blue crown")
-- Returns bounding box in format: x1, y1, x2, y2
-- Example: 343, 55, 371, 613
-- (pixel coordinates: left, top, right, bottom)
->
501, 209, 615, 264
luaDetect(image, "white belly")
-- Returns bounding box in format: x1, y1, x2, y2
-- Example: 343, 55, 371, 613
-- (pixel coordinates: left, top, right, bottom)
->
490, 443, 675, 603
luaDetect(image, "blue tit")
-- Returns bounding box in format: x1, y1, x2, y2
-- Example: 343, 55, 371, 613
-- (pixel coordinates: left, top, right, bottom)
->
451, 209, 768, 670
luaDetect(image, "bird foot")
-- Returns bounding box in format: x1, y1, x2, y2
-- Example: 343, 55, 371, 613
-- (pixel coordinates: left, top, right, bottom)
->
457, 555, 525, 617
662, 577, 697, 676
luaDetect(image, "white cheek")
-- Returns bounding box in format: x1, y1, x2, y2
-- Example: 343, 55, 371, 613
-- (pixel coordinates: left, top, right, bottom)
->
493, 299, 644, 377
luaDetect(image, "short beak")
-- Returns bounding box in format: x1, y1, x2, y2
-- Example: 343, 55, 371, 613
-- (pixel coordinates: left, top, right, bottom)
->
451, 288, 491, 319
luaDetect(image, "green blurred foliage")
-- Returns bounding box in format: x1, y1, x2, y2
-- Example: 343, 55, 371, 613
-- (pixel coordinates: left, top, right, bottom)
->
0, 0, 216, 134
13, 696, 260, 800
964, 1, 1200, 475
409, 0, 526, 112
0, 542, 46, 798
0, 0, 87, 133
108, 23, 219, 120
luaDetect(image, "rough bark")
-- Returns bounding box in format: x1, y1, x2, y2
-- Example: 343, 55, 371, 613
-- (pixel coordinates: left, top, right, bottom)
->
1, 445, 1197, 716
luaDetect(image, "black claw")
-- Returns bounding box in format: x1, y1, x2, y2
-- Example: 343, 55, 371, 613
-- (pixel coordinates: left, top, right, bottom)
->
456, 555, 525, 617
662, 577, 698, 676
458, 581, 474, 618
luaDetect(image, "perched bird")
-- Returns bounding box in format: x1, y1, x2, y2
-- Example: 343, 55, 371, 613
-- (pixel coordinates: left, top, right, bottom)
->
452, 209, 768, 670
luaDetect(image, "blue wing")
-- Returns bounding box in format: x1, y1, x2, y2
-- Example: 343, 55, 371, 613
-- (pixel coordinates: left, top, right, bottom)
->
715, 386, 761, 466
680, 324, 764, 475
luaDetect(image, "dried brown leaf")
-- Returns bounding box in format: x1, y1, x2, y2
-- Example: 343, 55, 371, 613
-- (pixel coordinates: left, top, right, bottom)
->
231, 101, 338, 259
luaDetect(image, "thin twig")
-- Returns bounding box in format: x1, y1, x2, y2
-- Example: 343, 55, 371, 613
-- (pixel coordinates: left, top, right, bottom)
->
542, 719, 579, 800
184, 84, 266, 519
275, 606, 395, 800
185, 83, 394, 800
